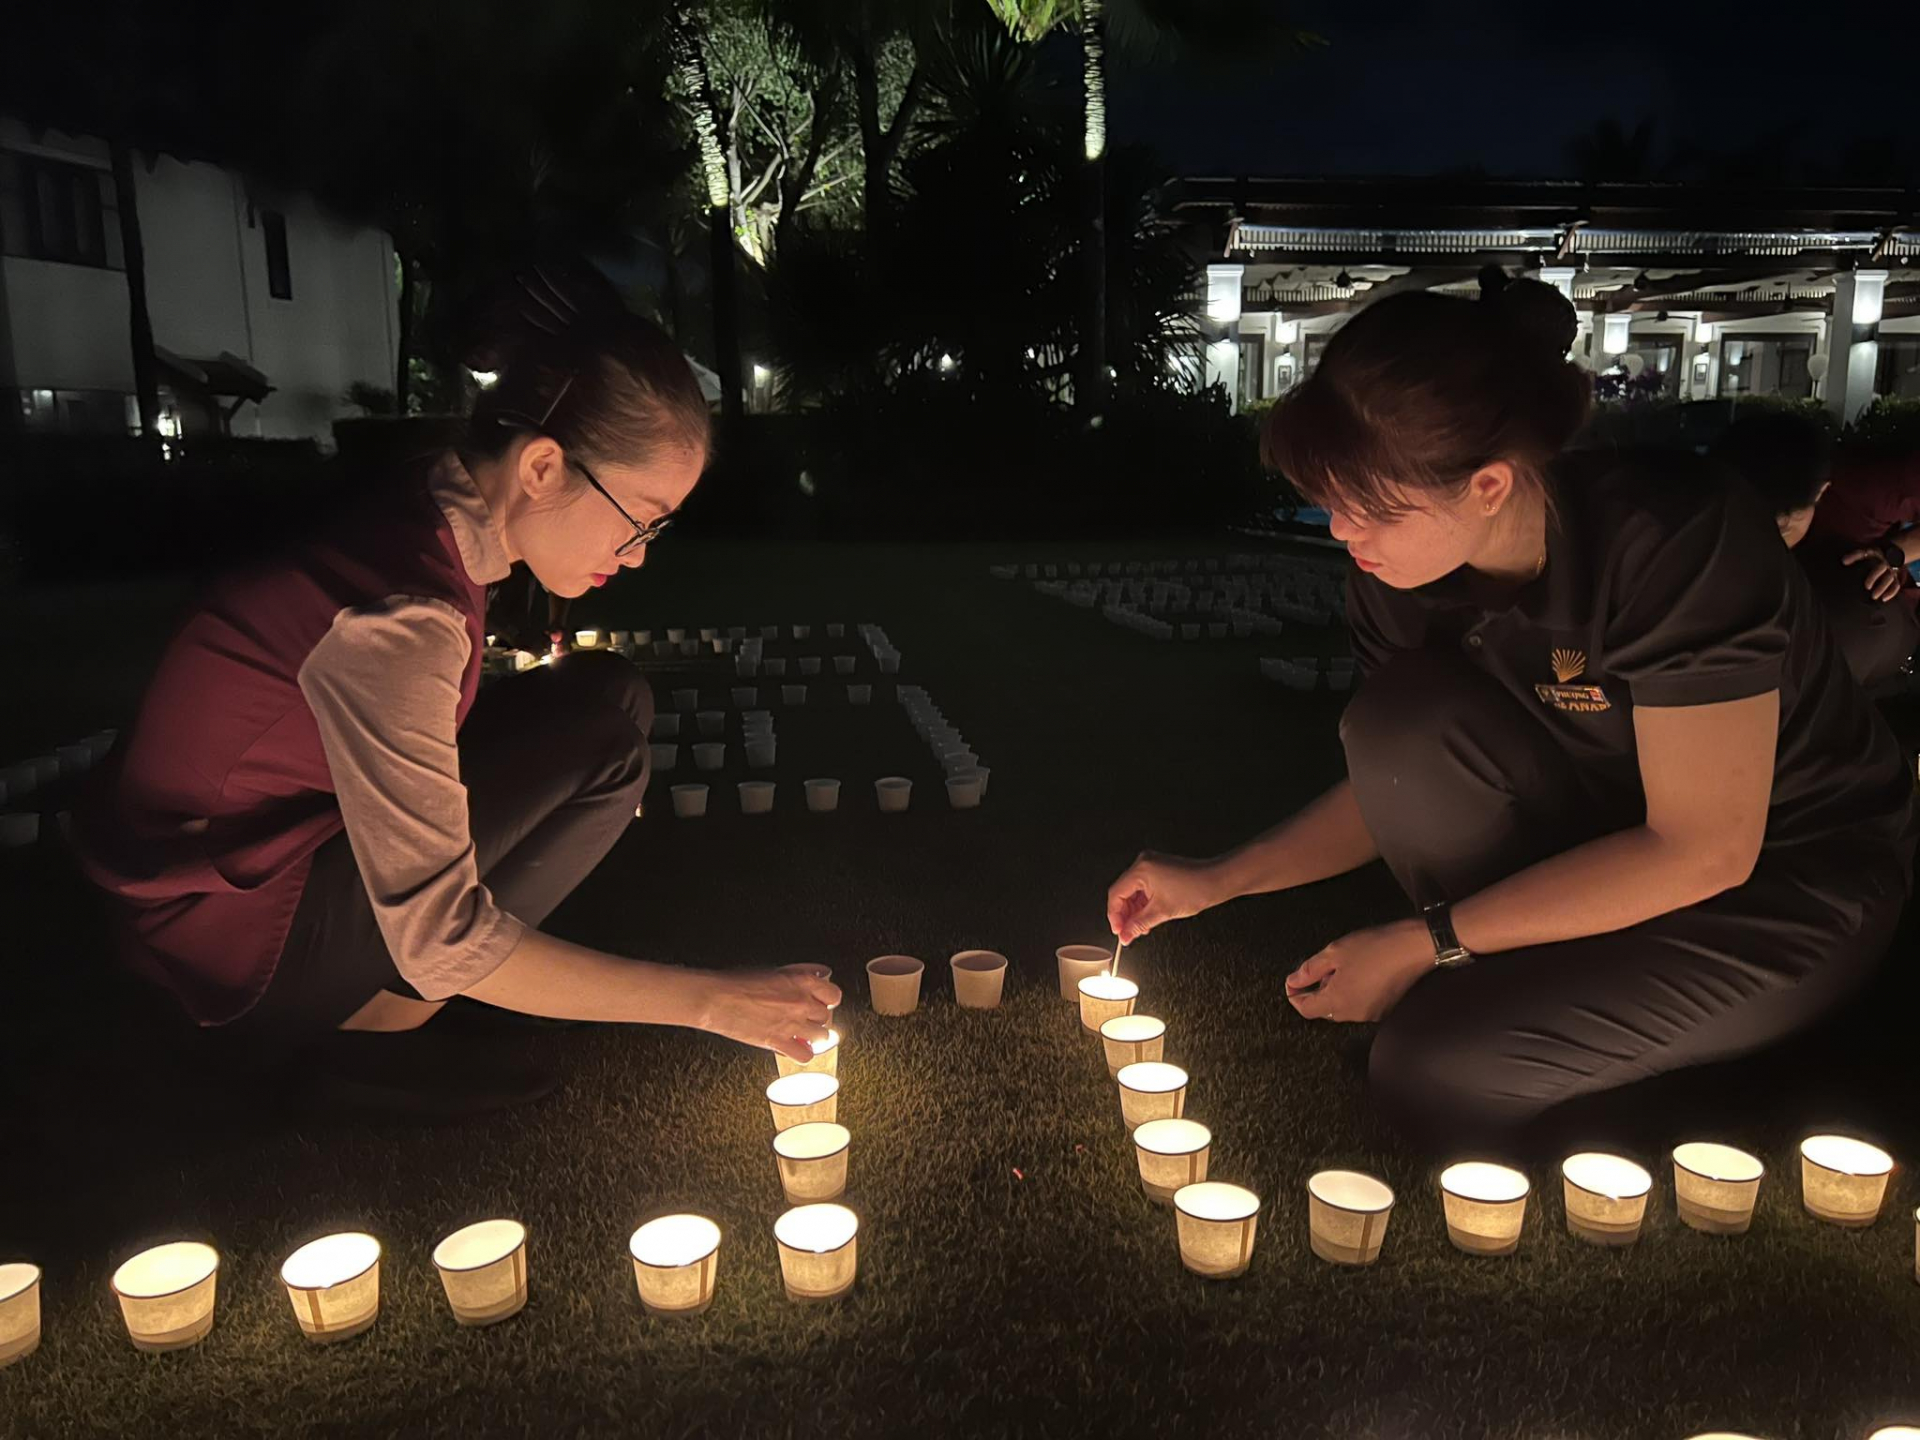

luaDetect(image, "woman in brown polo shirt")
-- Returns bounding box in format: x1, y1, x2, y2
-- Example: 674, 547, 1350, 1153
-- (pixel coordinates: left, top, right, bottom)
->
81, 305, 839, 1117
1106, 278, 1916, 1149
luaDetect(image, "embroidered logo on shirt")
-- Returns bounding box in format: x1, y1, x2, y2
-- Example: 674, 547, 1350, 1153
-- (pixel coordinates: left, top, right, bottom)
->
1535, 648, 1612, 713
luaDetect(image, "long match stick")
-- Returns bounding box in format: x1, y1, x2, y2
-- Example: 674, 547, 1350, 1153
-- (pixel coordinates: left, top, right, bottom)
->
1108, 933, 1123, 978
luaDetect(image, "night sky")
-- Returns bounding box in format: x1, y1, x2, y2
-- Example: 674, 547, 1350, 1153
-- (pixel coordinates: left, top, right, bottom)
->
1112, 0, 1919, 180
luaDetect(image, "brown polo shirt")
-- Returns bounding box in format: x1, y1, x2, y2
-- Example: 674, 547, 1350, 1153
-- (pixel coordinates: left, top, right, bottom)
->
1344, 449, 1914, 853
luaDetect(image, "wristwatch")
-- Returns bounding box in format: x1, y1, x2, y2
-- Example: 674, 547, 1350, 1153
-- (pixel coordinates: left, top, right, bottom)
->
1422, 901, 1474, 969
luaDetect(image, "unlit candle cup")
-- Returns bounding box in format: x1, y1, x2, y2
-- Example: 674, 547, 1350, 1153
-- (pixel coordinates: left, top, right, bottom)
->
767, 1072, 840, 1131
670, 784, 709, 819
848, 684, 872, 705
773, 1122, 851, 1205
610, 630, 630, 646
694, 742, 726, 772
738, 780, 775, 815
776, 1029, 840, 1079
672, 687, 698, 711
280, 1232, 382, 1344
432, 1220, 528, 1327
27, 757, 58, 787
699, 627, 718, 642
833, 656, 855, 675
874, 777, 912, 813
746, 738, 777, 770
1100, 1014, 1166, 1077
1133, 1119, 1210, 1204
667, 628, 687, 643
654, 713, 681, 739
732, 687, 758, 708
1116, 1061, 1188, 1131
799, 657, 821, 676
629, 1215, 721, 1316
1307, 1170, 1395, 1266
793, 625, 811, 640
774, 1204, 858, 1302
946, 773, 984, 809
112, 1241, 220, 1352
950, 949, 1008, 1009
1671, 1142, 1766, 1235
1078, 974, 1138, 1032
804, 778, 841, 812
1173, 1182, 1261, 1280
697, 710, 726, 738
867, 955, 924, 1016
1800, 1134, 1894, 1227
649, 743, 678, 774
763, 658, 788, 677
1561, 1152, 1652, 1247
1439, 1162, 1531, 1256
0, 1264, 42, 1369
878, 653, 901, 674
1056, 944, 1112, 1002
55, 743, 92, 776
827, 623, 845, 638
783, 684, 808, 705
736, 655, 759, 678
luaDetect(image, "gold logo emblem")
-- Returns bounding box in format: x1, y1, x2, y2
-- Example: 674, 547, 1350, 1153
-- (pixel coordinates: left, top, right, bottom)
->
1536, 647, 1611, 713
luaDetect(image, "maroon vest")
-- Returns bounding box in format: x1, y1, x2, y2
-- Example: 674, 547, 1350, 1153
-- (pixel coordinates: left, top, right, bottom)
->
77, 465, 487, 1023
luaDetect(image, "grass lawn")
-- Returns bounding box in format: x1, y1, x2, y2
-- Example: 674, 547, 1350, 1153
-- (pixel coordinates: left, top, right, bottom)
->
2, 537, 1917, 1439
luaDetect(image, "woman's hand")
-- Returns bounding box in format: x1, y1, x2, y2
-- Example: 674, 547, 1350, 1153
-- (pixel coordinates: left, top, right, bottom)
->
1106, 852, 1227, 946
695, 964, 842, 1061
1842, 549, 1906, 603
1284, 919, 1432, 1023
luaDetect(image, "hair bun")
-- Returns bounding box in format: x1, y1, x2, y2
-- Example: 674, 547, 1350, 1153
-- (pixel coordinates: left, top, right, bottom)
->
1487, 275, 1577, 362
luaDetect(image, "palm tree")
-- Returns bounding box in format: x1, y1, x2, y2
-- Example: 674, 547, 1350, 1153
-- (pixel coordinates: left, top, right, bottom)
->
671, 6, 747, 432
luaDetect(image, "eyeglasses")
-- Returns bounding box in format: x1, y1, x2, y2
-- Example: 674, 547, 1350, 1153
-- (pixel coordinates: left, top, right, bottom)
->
495, 375, 675, 558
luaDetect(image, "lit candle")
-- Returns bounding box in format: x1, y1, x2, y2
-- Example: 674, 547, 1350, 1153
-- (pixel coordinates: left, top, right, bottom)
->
949, 950, 1008, 1009
574, 629, 601, 648
280, 1233, 382, 1344
772, 1121, 852, 1204
0, 1263, 41, 1369
1671, 1142, 1765, 1236
629, 1215, 721, 1316
1077, 974, 1138, 1033
1438, 1162, 1530, 1257
1054, 945, 1111, 1002
111, 1241, 220, 1352
773, 1203, 859, 1302
1099, 1014, 1166, 1078
776, 1028, 841, 1079
1560, 1153, 1652, 1247
431, 1219, 528, 1328
866, 955, 924, 1016
1132, 1118, 1210, 1205
766, 1072, 840, 1132
1800, 1134, 1894, 1227
1115, 1061, 1189, 1132
1306, 1170, 1395, 1266
1172, 1182, 1261, 1280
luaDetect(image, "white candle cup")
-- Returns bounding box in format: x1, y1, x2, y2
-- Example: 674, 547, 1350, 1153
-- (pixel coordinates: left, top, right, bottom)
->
629, 1215, 721, 1316
773, 1204, 858, 1302
111, 1241, 220, 1352
670, 784, 709, 819
693, 742, 726, 772
55, 743, 93, 776
1439, 1162, 1531, 1257
867, 954, 924, 1016
1133, 1119, 1211, 1204
0, 1263, 42, 1369
746, 738, 778, 770
1307, 1170, 1395, 1266
950, 949, 1008, 1009
85, 729, 117, 760
1077, 974, 1138, 1033
793, 625, 811, 640
1056, 944, 1113, 1002
1800, 1134, 1894, 1227
772, 1122, 852, 1204
1671, 1142, 1766, 1235
1173, 1182, 1261, 1280
729, 626, 748, 640
653, 713, 681, 739
574, 629, 601, 649
609, 630, 630, 646
799, 657, 821, 676
946, 773, 985, 810
652, 640, 673, 657
767, 1072, 840, 1132
738, 780, 776, 815
761, 624, 780, 640
736, 655, 759, 678
672, 687, 699, 711
782, 684, 808, 706
847, 684, 872, 705
649, 744, 679, 776
776, 1029, 841, 1079
975, 767, 992, 798
280, 1233, 382, 1344
27, 757, 59, 787
699, 627, 718, 642
667, 628, 688, 643
634, 629, 653, 645
1100, 1014, 1166, 1078
833, 656, 856, 675
827, 623, 845, 638
763, 658, 788, 677
732, 687, 758, 708
677, 639, 697, 655
432, 1220, 528, 1327
878, 653, 901, 674
804, 778, 841, 813
874, 777, 912, 813
696, 710, 726, 738
1, 764, 38, 799
1561, 1153, 1653, 1247
1116, 1061, 1189, 1132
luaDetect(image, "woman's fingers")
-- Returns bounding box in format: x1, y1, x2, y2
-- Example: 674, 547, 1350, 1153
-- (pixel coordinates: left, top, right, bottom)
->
1286, 953, 1335, 995
772, 1033, 815, 1062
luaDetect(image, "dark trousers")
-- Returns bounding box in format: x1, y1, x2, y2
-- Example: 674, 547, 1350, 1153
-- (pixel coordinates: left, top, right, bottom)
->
1341, 650, 1915, 1150
222, 651, 652, 1053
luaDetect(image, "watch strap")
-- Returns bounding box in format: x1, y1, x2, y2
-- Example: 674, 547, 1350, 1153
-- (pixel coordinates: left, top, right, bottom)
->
1422, 901, 1473, 968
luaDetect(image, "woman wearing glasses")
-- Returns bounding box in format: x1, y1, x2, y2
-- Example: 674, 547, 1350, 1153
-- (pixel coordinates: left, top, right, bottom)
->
77, 305, 840, 1117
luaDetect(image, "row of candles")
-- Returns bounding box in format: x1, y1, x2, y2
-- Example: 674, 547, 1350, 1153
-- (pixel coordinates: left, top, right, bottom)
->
1064, 948, 1911, 1272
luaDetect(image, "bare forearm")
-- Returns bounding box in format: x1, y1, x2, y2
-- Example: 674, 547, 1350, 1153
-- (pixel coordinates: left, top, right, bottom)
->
463, 929, 713, 1027
1896, 528, 1920, 565
1212, 780, 1380, 902
1452, 825, 1739, 956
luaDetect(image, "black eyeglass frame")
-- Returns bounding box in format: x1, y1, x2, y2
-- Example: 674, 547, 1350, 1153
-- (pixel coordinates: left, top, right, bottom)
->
492, 374, 676, 558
